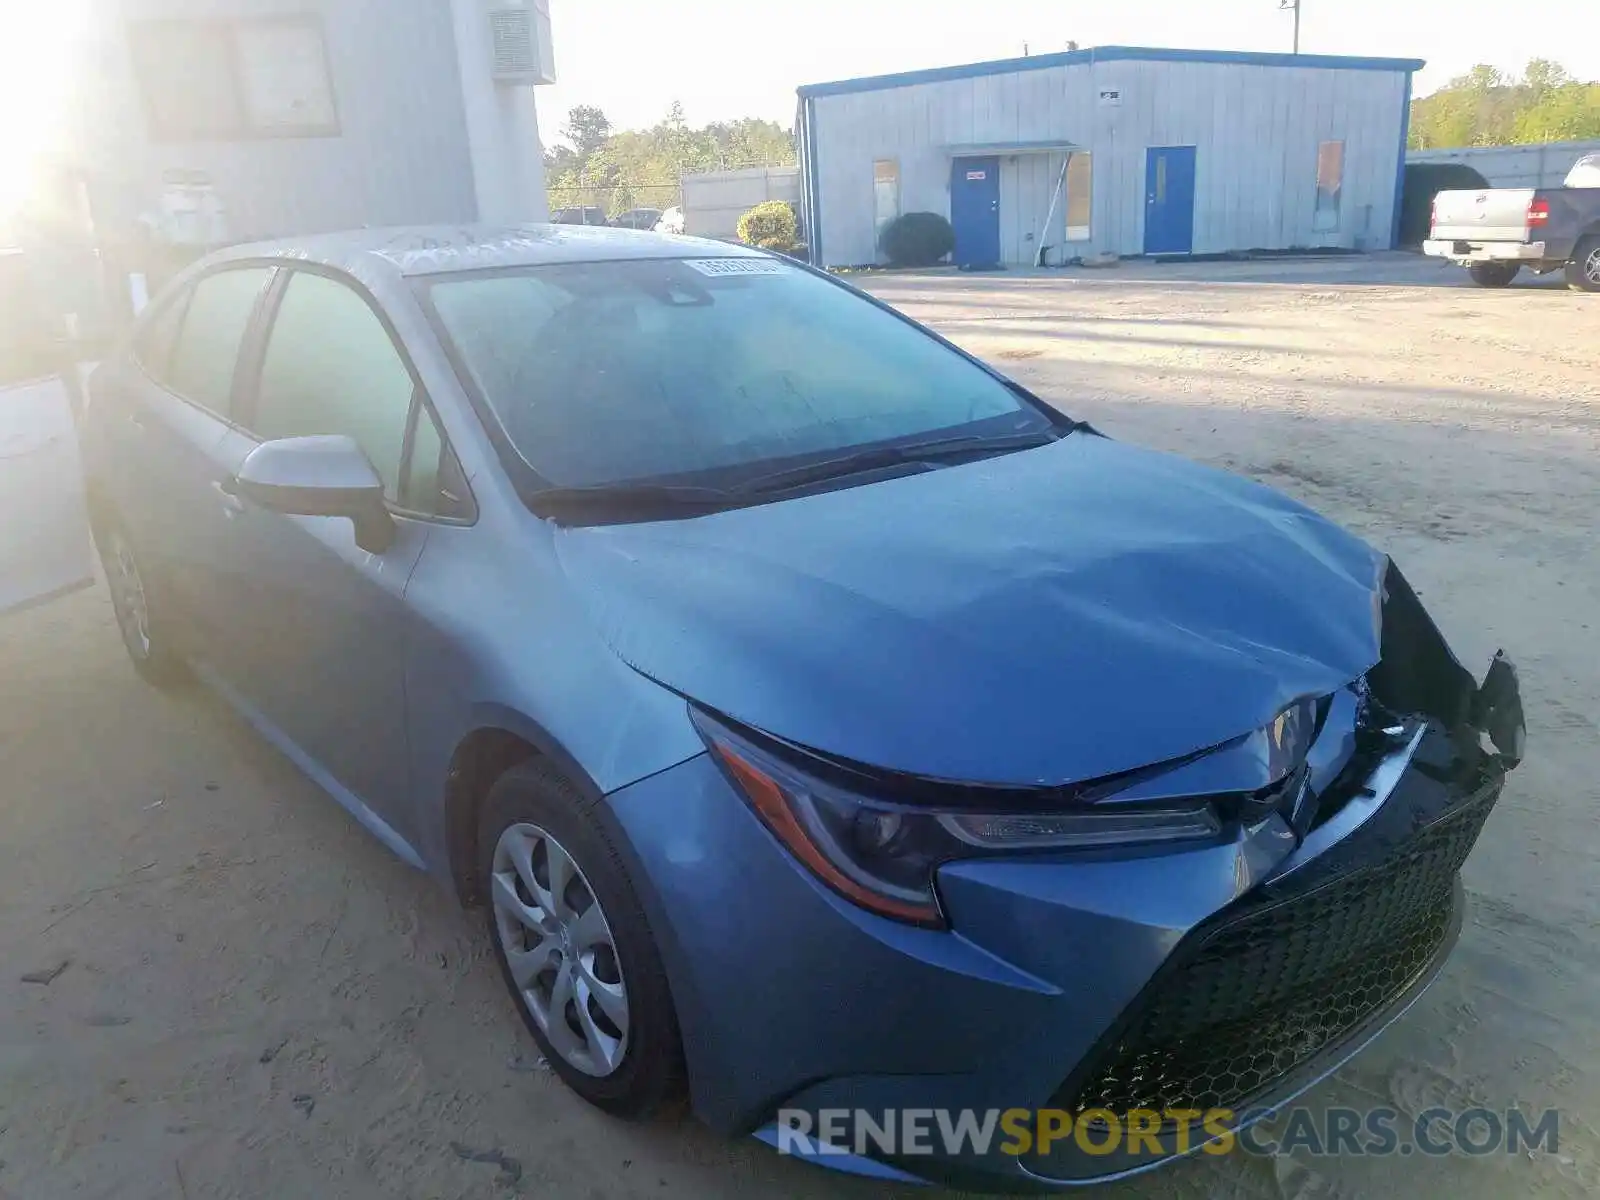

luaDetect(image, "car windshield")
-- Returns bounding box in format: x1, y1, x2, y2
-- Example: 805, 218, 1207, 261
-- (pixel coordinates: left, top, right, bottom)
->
419, 257, 1053, 491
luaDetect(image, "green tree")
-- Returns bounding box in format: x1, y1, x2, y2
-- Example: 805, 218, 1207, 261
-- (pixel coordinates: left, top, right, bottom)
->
1410, 60, 1600, 149
547, 103, 797, 217
562, 105, 614, 161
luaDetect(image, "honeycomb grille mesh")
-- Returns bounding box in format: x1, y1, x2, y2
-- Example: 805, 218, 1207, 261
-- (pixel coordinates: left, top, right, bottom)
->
1058, 790, 1494, 1116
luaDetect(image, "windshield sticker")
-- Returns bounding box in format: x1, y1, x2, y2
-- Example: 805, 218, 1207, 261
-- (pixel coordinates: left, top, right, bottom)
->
683, 258, 787, 276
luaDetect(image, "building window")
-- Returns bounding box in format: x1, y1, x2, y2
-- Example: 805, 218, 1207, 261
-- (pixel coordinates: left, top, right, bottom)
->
1065, 152, 1092, 241
1314, 140, 1344, 232
873, 160, 900, 239
129, 17, 339, 141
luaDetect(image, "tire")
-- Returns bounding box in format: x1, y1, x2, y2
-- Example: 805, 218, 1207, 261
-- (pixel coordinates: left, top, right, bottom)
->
1566, 237, 1600, 292
1467, 261, 1519, 288
478, 759, 685, 1118
94, 515, 188, 687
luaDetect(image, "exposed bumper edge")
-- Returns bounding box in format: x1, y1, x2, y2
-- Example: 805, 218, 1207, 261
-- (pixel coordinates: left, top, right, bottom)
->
1423, 238, 1547, 261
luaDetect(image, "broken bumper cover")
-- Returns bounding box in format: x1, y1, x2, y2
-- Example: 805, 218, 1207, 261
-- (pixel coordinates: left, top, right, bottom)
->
745, 711, 1508, 1192
608, 556, 1523, 1192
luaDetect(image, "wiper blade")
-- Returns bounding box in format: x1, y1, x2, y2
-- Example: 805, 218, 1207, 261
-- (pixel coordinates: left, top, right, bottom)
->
530, 482, 739, 519
736, 429, 1064, 496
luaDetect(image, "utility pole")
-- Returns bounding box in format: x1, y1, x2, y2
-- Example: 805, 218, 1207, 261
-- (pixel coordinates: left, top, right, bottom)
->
1279, 0, 1302, 54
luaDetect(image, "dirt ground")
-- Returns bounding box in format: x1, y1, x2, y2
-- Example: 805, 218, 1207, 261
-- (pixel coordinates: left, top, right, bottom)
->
1, 253, 1596, 1199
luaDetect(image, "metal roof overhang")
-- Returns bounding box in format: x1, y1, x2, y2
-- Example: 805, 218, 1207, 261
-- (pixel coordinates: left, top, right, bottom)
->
945, 140, 1080, 156
798, 45, 1427, 100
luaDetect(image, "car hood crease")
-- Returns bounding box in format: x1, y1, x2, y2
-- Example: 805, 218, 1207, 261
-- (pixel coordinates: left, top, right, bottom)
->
553, 435, 1388, 787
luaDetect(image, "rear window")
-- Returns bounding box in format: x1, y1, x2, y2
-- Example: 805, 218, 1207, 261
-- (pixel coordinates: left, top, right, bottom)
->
420, 258, 1041, 489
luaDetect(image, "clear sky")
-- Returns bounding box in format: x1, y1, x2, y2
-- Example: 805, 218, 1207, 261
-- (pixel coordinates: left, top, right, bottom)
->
535, 0, 1600, 138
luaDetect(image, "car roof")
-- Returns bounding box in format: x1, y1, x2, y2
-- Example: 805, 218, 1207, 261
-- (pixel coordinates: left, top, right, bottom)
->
203, 224, 761, 280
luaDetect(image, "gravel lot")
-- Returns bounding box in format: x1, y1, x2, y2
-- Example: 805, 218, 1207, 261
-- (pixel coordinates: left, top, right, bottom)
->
1, 253, 1595, 1199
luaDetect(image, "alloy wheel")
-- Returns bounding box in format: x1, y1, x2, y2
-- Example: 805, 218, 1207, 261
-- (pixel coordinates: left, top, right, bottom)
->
106, 531, 152, 659
1586, 245, 1600, 286
491, 823, 630, 1076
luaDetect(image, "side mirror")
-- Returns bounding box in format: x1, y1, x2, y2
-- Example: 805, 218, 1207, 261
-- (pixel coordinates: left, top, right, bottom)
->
233, 435, 395, 554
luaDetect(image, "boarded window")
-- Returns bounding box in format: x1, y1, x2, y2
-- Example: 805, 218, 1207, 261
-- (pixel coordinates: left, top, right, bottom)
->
235, 21, 339, 134
873, 160, 900, 242
1314, 141, 1344, 232
128, 22, 243, 139
129, 17, 338, 140
1065, 152, 1092, 241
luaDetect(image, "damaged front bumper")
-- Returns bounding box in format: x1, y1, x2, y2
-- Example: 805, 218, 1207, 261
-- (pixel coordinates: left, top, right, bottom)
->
609, 558, 1524, 1192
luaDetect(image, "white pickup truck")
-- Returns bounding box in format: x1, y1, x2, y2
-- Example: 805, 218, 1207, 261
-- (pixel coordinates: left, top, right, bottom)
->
1423, 153, 1600, 290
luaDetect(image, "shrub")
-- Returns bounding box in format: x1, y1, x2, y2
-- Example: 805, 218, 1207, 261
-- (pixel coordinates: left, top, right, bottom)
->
755, 237, 809, 262
737, 201, 798, 248
879, 212, 955, 267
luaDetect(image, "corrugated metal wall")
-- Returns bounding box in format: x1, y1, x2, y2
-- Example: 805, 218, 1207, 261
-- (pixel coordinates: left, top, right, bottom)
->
682, 166, 802, 239
809, 58, 1410, 266
1407, 140, 1600, 189
77, 0, 480, 242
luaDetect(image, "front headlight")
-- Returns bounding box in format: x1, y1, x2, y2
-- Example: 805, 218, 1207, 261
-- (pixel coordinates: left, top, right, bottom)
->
692, 709, 1221, 927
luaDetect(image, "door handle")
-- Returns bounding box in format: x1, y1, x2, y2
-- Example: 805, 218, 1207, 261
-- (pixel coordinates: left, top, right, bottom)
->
212, 479, 246, 516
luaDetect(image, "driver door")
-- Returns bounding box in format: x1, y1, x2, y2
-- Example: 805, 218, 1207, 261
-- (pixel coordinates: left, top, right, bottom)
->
197, 266, 466, 852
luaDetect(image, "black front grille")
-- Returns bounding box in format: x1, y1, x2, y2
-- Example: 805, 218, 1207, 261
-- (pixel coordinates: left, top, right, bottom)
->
1056, 783, 1495, 1116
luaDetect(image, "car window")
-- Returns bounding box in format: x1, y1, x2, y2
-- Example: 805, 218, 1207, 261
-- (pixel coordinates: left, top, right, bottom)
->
130, 286, 192, 384
252, 271, 415, 498
421, 258, 1044, 489
165, 267, 272, 416
403, 405, 471, 519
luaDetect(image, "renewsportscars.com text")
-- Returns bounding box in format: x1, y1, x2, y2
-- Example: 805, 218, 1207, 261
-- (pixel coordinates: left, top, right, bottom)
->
775, 1105, 1560, 1159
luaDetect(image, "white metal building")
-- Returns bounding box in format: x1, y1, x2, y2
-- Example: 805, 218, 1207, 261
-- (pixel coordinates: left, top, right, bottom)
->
68, 0, 557, 247
796, 46, 1424, 269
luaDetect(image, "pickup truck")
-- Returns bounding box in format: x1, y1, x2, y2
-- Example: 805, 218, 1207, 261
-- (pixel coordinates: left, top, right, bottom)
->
1423, 153, 1600, 290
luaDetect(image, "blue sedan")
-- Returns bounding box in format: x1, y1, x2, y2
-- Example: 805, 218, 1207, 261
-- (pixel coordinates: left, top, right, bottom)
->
75, 226, 1524, 1190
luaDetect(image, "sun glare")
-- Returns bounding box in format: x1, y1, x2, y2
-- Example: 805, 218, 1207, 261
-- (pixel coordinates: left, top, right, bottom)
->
0, 1, 89, 218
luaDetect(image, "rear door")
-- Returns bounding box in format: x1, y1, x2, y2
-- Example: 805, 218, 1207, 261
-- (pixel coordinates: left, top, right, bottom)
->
202, 267, 470, 850
102, 266, 275, 655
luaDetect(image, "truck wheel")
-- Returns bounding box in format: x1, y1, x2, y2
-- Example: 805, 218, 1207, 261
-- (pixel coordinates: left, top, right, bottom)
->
1467, 262, 1519, 288
1566, 238, 1600, 292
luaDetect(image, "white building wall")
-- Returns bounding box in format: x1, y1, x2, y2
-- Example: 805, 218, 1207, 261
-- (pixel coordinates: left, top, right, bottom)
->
72, 0, 551, 242
808, 56, 1410, 267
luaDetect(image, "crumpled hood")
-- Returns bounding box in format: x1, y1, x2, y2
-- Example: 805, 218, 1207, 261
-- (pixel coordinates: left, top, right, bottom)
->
554, 434, 1387, 787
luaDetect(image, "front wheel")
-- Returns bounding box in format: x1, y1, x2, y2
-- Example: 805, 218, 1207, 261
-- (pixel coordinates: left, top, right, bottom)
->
1566, 237, 1600, 292
1467, 261, 1520, 288
479, 760, 685, 1118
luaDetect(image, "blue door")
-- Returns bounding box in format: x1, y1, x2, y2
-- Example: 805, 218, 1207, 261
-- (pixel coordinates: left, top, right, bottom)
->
1144, 146, 1197, 255
950, 156, 1001, 267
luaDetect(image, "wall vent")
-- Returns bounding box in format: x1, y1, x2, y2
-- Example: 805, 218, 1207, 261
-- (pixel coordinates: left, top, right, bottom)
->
489, 5, 555, 85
